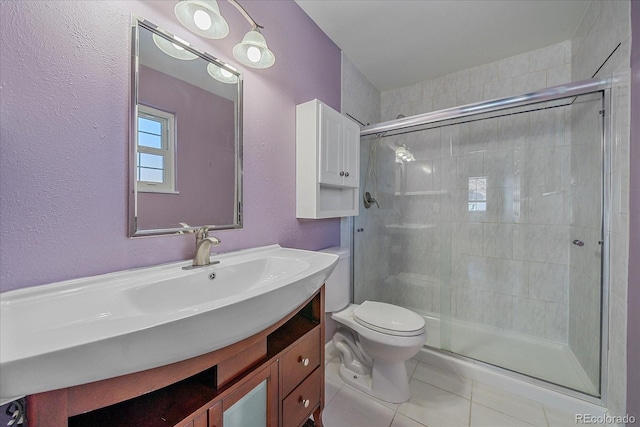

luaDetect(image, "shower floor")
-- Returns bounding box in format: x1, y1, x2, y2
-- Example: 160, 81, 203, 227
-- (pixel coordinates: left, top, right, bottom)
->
421, 313, 599, 396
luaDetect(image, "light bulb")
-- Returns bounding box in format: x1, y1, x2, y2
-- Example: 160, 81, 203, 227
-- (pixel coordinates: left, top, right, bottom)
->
193, 9, 212, 30
207, 63, 237, 84
247, 46, 262, 63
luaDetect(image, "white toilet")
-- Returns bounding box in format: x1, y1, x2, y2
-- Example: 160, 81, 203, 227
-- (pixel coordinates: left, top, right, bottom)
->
320, 247, 427, 404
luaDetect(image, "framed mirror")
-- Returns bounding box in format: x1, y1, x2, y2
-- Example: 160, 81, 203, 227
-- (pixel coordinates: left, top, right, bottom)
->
129, 17, 242, 237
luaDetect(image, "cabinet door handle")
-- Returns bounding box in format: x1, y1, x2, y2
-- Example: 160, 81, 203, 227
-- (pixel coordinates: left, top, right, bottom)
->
299, 356, 310, 366
345, 172, 349, 177
300, 397, 310, 408
340, 171, 345, 176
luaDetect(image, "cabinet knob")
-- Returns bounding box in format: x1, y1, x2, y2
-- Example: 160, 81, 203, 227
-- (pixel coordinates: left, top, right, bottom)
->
300, 398, 310, 408
299, 356, 310, 366
345, 172, 349, 177
340, 171, 345, 176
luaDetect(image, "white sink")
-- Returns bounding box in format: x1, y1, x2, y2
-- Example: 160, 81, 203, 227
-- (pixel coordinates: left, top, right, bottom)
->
0, 245, 338, 405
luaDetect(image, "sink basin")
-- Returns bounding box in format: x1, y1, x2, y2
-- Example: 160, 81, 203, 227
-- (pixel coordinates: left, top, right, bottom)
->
126, 256, 311, 313
0, 245, 338, 405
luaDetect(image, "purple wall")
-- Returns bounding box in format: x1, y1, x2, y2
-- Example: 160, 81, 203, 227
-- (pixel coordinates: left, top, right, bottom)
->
137, 65, 235, 229
628, 1, 640, 422
0, 0, 341, 293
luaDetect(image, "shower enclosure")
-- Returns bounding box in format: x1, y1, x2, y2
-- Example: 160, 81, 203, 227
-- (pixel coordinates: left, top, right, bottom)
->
353, 78, 610, 399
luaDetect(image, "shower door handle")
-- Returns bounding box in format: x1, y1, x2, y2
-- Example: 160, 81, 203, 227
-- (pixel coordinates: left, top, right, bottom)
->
572, 239, 585, 247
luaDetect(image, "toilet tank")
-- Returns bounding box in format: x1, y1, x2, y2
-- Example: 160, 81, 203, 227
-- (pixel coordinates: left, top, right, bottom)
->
319, 246, 350, 312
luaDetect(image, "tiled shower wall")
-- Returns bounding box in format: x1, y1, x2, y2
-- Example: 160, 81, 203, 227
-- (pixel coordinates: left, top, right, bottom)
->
381, 41, 572, 122
349, 0, 630, 416
336, 53, 381, 342
384, 104, 576, 343
373, 40, 575, 343
570, 0, 630, 418
341, 52, 382, 253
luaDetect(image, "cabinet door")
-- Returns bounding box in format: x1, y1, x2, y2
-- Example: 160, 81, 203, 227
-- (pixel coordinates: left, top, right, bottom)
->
341, 118, 360, 188
222, 364, 277, 427
318, 103, 345, 186
208, 402, 222, 427
193, 412, 208, 427
224, 380, 267, 427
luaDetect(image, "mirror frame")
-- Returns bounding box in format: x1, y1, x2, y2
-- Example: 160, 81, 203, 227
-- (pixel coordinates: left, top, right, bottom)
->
129, 16, 243, 237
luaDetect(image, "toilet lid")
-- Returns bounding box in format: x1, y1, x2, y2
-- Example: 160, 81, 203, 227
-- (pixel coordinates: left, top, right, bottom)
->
353, 301, 425, 337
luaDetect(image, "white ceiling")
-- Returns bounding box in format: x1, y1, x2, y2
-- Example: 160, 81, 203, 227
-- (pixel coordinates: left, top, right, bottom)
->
295, 0, 591, 92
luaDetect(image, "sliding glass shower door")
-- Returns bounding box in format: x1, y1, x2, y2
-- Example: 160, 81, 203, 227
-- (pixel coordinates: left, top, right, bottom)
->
353, 90, 607, 397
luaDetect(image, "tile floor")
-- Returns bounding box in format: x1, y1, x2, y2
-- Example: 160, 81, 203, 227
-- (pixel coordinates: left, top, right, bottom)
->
322, 356, 616, 427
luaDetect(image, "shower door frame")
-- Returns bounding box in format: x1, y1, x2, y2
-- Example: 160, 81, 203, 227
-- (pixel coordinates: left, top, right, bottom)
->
357, 77, 613, 406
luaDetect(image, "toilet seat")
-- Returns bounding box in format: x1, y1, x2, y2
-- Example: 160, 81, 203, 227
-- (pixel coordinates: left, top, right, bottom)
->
353, 301, 425, 337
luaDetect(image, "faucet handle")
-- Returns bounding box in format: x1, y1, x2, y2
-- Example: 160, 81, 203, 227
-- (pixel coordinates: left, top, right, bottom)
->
195, 226, 211, 240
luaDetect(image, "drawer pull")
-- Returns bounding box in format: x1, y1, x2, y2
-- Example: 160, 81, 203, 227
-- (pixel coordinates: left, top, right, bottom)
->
299, 357, 310, 367
300, 397, 310, 408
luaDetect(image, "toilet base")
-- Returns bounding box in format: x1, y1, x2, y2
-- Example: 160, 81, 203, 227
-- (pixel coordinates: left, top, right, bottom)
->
338, 360, 411, 403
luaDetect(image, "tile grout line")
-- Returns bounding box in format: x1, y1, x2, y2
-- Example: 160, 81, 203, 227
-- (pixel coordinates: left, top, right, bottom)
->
541, 405, 552, 427
409, 370, 473, 401
469, 400, 542, 427
468, 379, 475, 426
388, 410, 398, 427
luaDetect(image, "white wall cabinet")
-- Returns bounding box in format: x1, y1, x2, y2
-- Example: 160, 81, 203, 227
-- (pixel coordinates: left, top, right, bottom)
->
296, 99, 360, 219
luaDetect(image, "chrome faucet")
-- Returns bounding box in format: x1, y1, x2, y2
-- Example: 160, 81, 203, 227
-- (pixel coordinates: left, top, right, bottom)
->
184, 226, 221, 269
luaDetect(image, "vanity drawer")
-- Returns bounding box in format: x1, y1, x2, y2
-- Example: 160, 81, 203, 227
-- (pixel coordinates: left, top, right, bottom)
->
282, 367, 321, 427
281, 327, 320, 396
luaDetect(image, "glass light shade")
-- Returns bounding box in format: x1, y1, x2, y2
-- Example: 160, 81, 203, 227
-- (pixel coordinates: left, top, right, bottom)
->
207, 63, 238, 84
174, 0, 229, 39
395, 146, 415, 162
152, 33, 198, 60
232, 29, 275, 69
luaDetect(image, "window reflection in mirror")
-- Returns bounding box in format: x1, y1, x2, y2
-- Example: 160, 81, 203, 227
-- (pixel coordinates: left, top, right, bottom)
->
130, 19, 242, 237
137, 105, 176, 193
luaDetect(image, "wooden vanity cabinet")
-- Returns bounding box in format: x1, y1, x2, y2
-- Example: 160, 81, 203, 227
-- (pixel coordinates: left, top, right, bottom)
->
26, 287, 326, 427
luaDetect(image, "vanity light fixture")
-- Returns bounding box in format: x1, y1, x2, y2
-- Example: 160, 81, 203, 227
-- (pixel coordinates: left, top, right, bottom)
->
174, 0, 229, 39
232, 28, 275, 69
174, 0, 276, 69
207, 62, 238, 84
152, 33, 198, 60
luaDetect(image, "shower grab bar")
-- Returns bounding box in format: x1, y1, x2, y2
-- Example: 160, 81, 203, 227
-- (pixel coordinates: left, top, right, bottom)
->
360, 77, 611, 136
